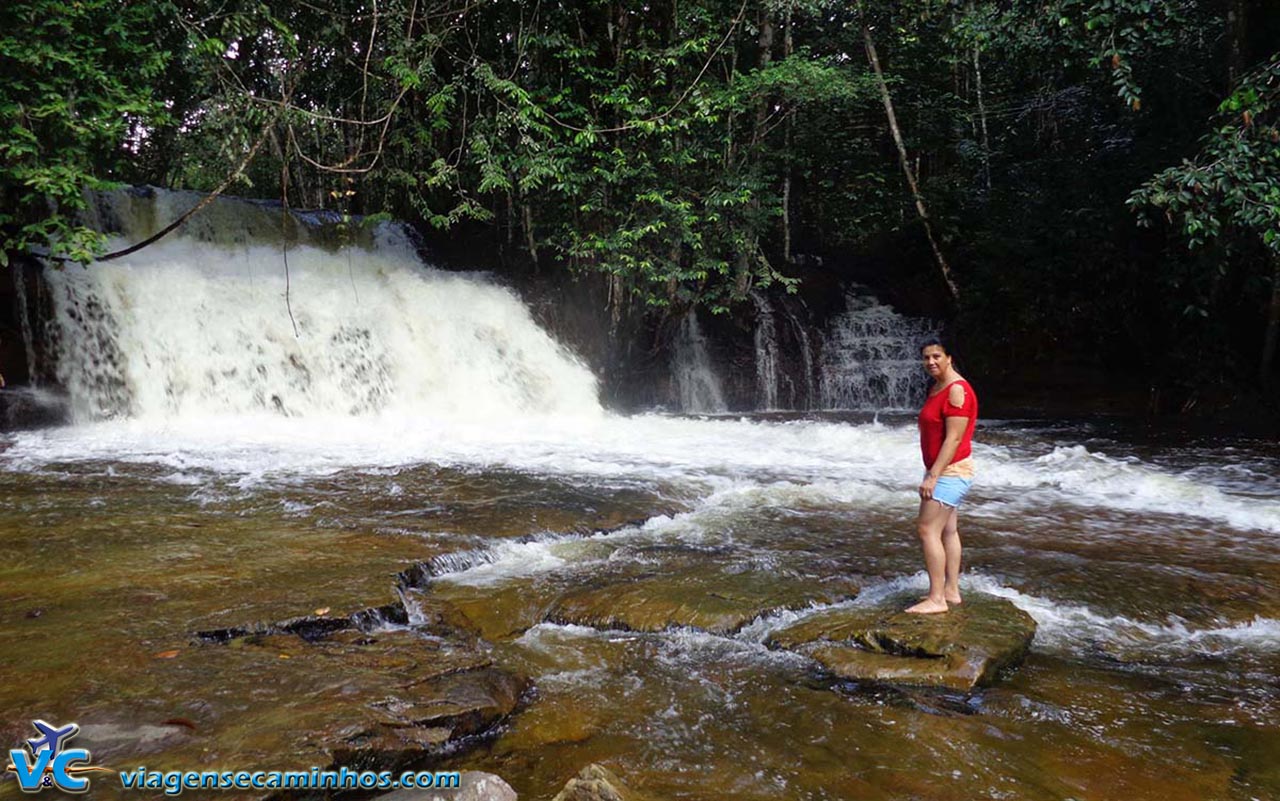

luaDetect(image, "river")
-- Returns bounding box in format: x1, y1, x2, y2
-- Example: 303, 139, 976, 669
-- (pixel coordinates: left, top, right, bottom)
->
1, 194, 1277, 799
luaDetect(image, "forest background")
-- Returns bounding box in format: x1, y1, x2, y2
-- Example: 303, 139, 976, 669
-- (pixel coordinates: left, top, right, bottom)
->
2, 0, 1277, 418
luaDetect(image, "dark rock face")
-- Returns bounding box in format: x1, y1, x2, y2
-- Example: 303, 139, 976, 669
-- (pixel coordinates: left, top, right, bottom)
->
548, 565, 860, 635
552, 764, 649, 801
766, 593, 1037, 691
0, 388, 69, 430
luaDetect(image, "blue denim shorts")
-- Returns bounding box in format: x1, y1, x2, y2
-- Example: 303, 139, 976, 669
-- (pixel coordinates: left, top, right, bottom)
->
929, 475, 974, 508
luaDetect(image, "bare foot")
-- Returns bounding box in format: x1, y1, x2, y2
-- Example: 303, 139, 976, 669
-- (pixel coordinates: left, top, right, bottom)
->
906, 598, 949, 614
920, 594, 963, 605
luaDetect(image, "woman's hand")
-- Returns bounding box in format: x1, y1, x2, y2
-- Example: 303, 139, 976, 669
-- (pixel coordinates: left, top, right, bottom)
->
919, 474, 938, 500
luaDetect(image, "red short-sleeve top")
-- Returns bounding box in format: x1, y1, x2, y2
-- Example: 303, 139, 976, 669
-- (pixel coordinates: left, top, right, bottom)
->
918, 379, 978, 470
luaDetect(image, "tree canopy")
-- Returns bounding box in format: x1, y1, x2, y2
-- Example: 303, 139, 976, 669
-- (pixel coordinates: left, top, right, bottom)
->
2, 0, 1278, 397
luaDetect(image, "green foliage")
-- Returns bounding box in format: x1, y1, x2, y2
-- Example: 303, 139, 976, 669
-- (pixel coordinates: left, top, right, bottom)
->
0, 0, 172, 263
1131, 55, 1280, 253
3, 0, 1275, 395
1043, 0, 1188, 108
374, 0, 872, 309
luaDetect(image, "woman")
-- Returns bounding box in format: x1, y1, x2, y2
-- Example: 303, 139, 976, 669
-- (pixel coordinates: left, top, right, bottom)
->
907, 336, 978, 615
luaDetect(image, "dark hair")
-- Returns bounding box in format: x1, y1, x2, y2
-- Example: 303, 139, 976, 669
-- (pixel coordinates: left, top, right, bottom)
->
919, 335, 950, 355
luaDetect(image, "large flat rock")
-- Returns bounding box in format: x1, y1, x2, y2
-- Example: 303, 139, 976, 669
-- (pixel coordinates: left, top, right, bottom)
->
548, 565, 859, 634
766, 593, 1036, 691
70, 628, 530, 783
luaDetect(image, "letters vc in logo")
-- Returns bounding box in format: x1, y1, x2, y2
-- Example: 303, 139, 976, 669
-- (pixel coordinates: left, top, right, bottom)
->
5, 721, 112, 793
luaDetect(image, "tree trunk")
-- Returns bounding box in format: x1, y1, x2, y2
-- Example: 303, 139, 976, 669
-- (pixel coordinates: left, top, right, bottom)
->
1262, 253, 1280, 385
751, 13, 774, 147
862, 24, 959, 303
738, 10, 775, 295
1227, 0, 1247, 86
973, 42, 991, 192
522, 201, 539, 269
782, 3, 794, 264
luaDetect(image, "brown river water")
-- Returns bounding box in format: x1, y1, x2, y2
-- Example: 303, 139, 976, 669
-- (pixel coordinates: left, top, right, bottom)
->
1, 414, 1277, 801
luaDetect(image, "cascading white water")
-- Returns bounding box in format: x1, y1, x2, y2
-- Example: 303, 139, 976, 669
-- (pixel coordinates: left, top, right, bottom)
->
671, 311, 728, 413
751, 292, 780, 411
818, 291, 936, 410
41, 191, 602, 422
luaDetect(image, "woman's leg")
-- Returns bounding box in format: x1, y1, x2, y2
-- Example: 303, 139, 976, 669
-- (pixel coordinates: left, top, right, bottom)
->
942, 506, 962, 604
907, 499, 952, 614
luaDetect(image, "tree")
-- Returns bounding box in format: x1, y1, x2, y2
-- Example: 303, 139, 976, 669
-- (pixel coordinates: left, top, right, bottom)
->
0, 0, 171, 264
1131, 55, 1280, 383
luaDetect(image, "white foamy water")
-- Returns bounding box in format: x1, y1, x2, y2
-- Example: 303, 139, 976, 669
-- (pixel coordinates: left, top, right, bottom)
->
734, 573, 1280, 660
964, 574, 1280, 658
41, 234, 600, 422
14, 190, 1275, 535
5, 412, 1280, 536
672, 311, 728, 413
976, 444, 1280, 534
819, 291, 936, 410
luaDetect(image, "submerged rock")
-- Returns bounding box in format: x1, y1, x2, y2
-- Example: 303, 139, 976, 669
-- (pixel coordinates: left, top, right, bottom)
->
74, 721, 195, 762
374, 771, 517, 801
552, 764, 648, 801
548, 565, 859, 634
157, 629, 528, 776
766, 593, 1036, 690
336, 664, 528, 764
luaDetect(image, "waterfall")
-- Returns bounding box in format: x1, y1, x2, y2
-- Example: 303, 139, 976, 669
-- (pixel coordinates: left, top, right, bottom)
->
779, 300, 817, 409
671, 311, 728, 413
752, 292, 821, 410
752, 292, 780, 411
40, 189, 602, 422
819, 291, 936, 410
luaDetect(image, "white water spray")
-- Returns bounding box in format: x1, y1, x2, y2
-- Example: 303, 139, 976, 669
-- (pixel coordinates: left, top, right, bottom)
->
752, 292, 780, 411
819, 291, 935, 410
40, 192, 601, 422
672, 311, 728, 413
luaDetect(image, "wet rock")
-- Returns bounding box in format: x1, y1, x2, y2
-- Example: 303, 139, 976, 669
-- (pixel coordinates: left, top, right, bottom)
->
766, 593, 1036, 691
548, 565, 859, 635
0, 387, 70, 430
337, 666, 529, 766
374, 771, 518, 801
351, 602, 414, 632
194, 599, 462, 646
196, 614, 354, 645
73, 721, 195, 762
498, 700, 602, 752
551, 764, 647, 801
147, 629, 528, 776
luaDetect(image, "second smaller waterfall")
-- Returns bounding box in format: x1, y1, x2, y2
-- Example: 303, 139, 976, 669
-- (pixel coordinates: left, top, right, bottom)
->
819, 292, 936, 410
752, 292, 781, 411
672, 311, 728, 413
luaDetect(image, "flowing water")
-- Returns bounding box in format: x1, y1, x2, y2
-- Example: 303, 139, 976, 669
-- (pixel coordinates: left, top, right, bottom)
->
671, 312, 727, 414
2, 201, 1278, 800
819, 293, 937, 411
